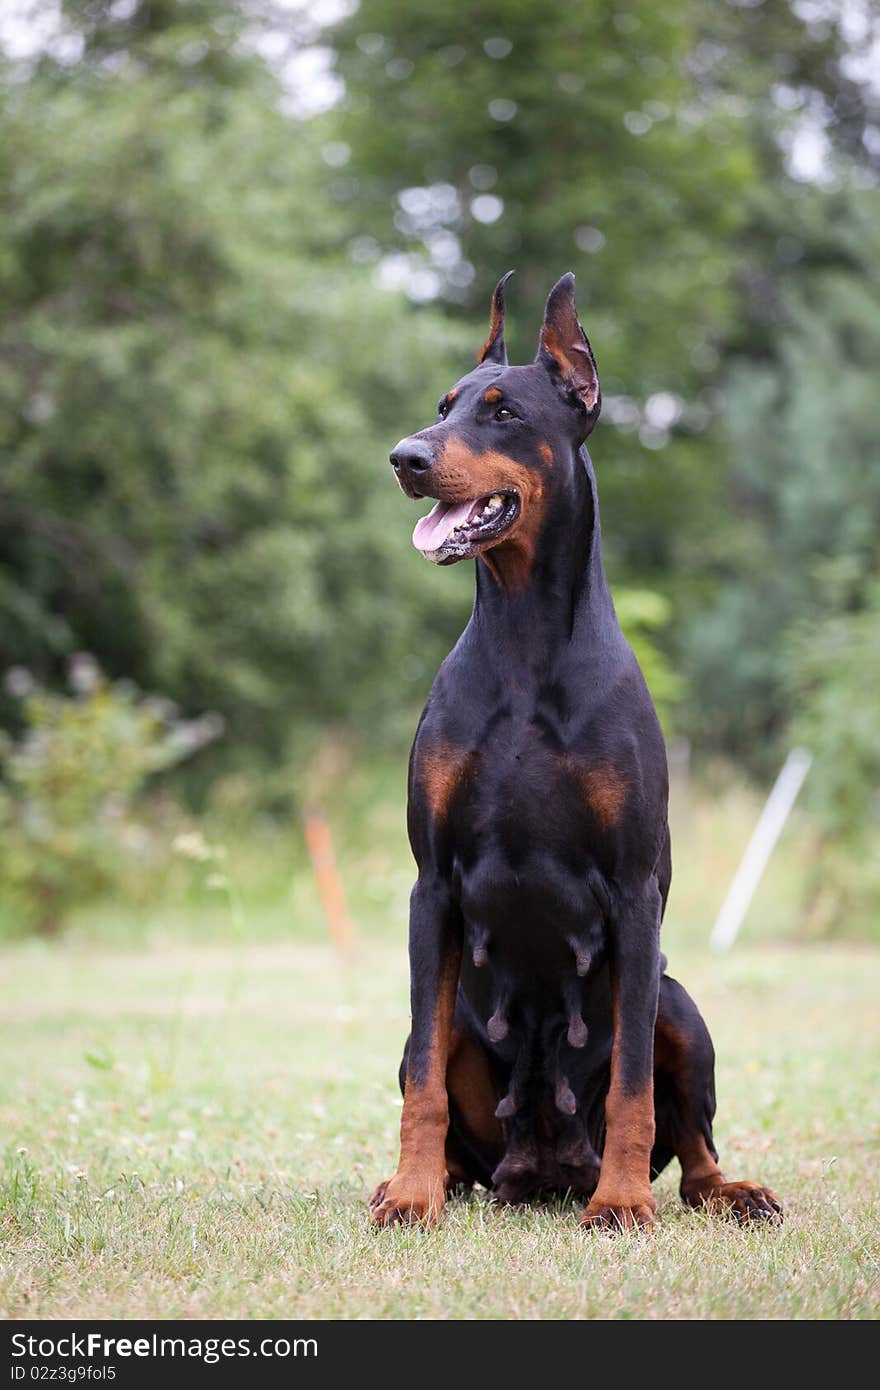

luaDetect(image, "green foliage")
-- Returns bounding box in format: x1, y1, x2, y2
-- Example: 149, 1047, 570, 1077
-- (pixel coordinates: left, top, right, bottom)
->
0, 658, 210, 935
790, 580, 880, 843
615, 588, 682, 725
331, 0, 751, 365
683, 189, 880, 775
783, 577, 880, 936
0, 0, 472, 767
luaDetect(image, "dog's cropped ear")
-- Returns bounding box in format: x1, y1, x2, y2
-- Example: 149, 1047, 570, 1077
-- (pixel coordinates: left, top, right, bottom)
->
477, 270, 514, 366
536, 273, 601, 426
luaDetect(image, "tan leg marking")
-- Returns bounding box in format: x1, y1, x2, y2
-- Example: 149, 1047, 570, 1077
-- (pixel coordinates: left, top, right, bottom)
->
370, 953, 461, 1228
582, 980, 656, 1233
446, 1028, 502, 1145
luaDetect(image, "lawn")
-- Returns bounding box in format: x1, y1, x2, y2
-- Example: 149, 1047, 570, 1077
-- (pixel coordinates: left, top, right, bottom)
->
1, 933, 878, 1320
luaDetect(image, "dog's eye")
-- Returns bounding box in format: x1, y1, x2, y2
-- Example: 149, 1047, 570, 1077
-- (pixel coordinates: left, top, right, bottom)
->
495, 406, 515, 421
437, 399, 450, 418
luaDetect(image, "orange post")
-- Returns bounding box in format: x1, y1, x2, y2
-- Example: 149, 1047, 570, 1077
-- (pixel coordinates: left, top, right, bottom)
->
303, 804, 355, 956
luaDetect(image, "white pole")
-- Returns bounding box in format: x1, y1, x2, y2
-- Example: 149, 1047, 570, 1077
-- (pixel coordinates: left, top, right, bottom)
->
710, 747, 813, 952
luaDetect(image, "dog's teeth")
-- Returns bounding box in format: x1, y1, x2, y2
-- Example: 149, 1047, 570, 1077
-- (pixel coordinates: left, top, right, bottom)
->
478, 494, 504, 522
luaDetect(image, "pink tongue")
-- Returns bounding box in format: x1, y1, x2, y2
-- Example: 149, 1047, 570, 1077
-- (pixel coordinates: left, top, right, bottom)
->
412, 499, 475, 552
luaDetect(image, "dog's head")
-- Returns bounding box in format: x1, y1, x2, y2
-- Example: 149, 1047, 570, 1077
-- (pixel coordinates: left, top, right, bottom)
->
390, 272, 600, 573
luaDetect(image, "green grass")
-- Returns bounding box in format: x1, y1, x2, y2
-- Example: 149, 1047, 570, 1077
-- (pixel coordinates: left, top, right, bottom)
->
1, 935, 878, 1320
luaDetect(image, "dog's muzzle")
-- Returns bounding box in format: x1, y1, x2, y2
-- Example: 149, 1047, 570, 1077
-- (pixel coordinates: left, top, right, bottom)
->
390, 436, 434, 497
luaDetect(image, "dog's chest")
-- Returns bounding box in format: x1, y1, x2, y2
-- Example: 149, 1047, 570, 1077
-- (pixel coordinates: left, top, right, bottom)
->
420, 708, 622, 867
425, 720, 610, 969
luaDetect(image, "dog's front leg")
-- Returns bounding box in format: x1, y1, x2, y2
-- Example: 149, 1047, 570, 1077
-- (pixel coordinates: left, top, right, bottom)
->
581, 879, 662, 1233
370, 875, 461, 1228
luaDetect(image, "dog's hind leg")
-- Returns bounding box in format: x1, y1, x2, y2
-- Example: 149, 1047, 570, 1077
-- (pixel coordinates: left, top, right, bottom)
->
445, 1027, 504, 1190
653, 975, 782, 1224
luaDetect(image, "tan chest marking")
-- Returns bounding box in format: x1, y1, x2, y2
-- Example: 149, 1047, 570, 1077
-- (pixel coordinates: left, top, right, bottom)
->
564, 759, 628, 830
417, 744, 477, 823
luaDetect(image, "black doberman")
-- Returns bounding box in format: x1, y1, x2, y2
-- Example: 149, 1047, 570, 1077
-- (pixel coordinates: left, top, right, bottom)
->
370, 272, 781, 1232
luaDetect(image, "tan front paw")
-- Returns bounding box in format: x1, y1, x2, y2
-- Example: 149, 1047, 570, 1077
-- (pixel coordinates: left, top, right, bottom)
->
369, 1170, 446, 1229
580, 1192, 656, 1233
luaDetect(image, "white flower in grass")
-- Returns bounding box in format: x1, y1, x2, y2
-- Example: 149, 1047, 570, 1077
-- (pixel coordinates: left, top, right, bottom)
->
172, 830, 213, 861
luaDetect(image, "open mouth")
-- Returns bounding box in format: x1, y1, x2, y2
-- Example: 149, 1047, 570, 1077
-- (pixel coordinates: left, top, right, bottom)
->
412, 490, 520, 562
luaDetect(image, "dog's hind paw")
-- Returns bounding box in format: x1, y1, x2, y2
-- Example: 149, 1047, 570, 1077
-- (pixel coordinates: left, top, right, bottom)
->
684, 1179, 782, 1225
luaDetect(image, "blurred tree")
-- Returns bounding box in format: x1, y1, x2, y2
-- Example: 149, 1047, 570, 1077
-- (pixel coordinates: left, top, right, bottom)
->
329, 1, 751, 353
791, 577, 880, 839
693, 0, 879, 179
682, 187, 880, 778
787, 576, 880, 936
660, 3, 880, 781
0, 0, 473, 776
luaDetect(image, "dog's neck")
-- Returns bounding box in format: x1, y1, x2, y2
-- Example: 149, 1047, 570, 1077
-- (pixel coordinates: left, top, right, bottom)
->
469, 445, 615, 668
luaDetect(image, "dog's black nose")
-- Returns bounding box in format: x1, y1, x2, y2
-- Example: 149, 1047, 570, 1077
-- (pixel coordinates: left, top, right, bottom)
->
390, 438, 433, 474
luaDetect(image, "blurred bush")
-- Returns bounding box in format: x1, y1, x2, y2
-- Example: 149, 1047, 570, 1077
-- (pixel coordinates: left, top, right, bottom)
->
0, 657, 217, 936
787, 577, 880, 935
682, 188, 880, 781
615, 589, 683, 724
